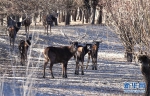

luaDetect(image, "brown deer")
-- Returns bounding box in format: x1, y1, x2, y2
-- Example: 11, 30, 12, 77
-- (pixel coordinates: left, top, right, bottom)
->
43, 31, 80, 78
22, 15, 32, 37
138, 55, 150, 96
7, 14, 27, 49
43, 41, 78, 78
74, 43, 92, 75
42, 13, 58, 35
18, 37, 31, 65
86, 41, 102, 70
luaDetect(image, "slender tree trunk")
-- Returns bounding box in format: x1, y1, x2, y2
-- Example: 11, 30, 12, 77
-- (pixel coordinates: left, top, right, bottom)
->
34, 13, 37, 26
65, 10, 70, 25
0, 14, 3, 26
61, 10, 65, 22
126, 46, 133, 62
59, 10, 61, 23
85, 9, 89, 23
79, 9, 82, 21
55, 18, 58, 26
82, 10, 85, 24
125, 37, 133, 62
96, 6, 103, 24
91, 6, 96, 24
54, 10, 58, 26
73, 9, 77, 22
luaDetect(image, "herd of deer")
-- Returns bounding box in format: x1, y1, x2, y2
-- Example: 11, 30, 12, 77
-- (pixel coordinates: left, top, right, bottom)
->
6, 13, 102, 79
5, 12, 150, 96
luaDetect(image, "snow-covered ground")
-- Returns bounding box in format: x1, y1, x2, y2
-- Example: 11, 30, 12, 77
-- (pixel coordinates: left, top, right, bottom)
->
0, 25, 144, 96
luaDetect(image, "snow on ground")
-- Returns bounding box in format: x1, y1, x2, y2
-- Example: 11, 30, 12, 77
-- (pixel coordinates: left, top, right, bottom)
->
0, 25, 144, 96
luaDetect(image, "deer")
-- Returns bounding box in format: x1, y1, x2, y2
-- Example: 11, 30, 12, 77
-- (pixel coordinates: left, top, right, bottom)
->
138, 54, 150, 96
42, 12, 58, 35
86, 40, 101, 70
85, 31, 102, 70
22, 15, 32, 37
43, 31, 80, 78
74, 43, 92, 75
18, 37, 31, 65
7, 13, 27, 49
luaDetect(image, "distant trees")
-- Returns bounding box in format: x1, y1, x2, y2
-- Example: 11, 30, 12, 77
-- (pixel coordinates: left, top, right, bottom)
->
0, 0, 104, 26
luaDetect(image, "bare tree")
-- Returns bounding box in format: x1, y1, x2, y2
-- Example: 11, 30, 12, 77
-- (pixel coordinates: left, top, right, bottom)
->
90, 0, 99, 24
104, 0, 150, 62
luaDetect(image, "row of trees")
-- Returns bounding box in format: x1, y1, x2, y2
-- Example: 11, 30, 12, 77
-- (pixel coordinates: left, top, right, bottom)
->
0, 0, 104, 25
1, 0, 149, 62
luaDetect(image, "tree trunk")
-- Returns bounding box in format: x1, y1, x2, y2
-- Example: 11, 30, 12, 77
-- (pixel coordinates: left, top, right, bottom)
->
72, 9, 77, 22
126, 46, 133, 62
125, 36, 133, 62
55, 18, 58, 26
91, 6, 96, 24
85, 9, 90, 23
60, 10, 65, 22
81, 10, 85, 24
96, 7, 103, 24
65, 10, 70, 25
77, 7, 82, 21
34, 13, 38, 26
58, 10, 61, 23
0, 14, 3, 26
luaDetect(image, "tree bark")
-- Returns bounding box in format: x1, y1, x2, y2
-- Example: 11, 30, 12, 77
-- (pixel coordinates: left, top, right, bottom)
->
96, 6, 103, 24
91, 7, 96, 24
72, 9, 77, 22
65, 10, 70, 25
85, 9, 90, 23
81, 10, 85, 24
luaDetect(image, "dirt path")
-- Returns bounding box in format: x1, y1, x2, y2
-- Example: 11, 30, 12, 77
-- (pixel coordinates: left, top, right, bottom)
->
0, 25, 144, 96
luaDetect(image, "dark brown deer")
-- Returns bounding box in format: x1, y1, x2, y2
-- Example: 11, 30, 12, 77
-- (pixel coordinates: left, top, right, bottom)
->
43, 41, 78, 78
138, 55, 150, 96
74, 43, 92, 75
42, 13, 58, 35
86, 41, 101, 70
22, 15, 32, 37
7, 14, 27, 49
18, 37, 31, 65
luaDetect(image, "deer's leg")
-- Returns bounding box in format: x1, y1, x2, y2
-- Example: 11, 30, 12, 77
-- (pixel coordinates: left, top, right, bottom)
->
21, 53, 23, 66
75, 60, 79, 75
25, 26, 28, 38
64, 62, 68, 78
95, 58, 97, 70
25, 26, 27, 34
25, 49, 28, 62
81, 61, 84, 75
12, 37, 15, 50
49, 63, 54, 78
10, 38, 11, 47
22, 54, 26, 65
50, 24, 51, 34
92, 57, 95, 70
28, 26, 29, 35
43, 58, 49, 78
62, 63, 65, 78
86, 52, 91, 69
44, 25, 46, 34
47, 25, 49, 35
